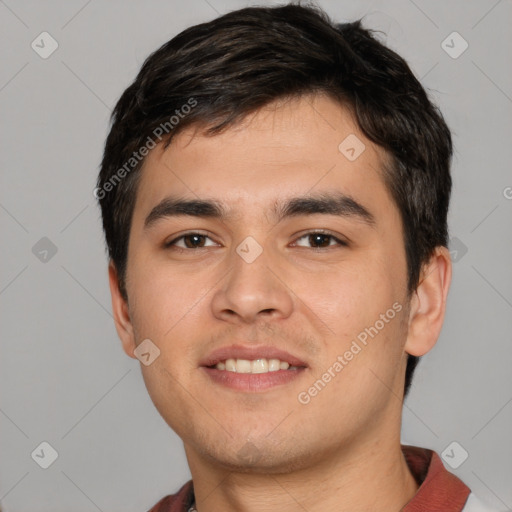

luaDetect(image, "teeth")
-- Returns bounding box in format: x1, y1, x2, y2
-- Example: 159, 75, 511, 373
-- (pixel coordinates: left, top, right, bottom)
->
268, 359, 280, 372
236, 359, 252, 373
225, 358, 236, 372
252, 359, 268, 373
215, 358, 299, 373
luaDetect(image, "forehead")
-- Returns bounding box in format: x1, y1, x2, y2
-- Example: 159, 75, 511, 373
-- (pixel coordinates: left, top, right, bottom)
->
133, 94, 395, 222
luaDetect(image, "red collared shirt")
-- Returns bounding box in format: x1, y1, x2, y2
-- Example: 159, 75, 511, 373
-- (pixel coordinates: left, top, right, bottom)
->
147, 445, 497, 512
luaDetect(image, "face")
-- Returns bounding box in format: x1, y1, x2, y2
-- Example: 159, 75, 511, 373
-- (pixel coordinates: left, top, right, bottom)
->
116, 94, 416, 473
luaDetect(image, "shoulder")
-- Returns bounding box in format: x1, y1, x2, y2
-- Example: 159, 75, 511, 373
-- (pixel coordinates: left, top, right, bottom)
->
463, 493, 510, 512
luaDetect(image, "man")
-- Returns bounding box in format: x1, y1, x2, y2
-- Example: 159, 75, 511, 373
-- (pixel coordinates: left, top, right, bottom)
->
96, 3, 504, 511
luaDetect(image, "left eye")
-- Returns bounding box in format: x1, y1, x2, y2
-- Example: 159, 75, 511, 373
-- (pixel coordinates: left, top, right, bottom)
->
166, 233, 218, 249
293, 232, 347, 249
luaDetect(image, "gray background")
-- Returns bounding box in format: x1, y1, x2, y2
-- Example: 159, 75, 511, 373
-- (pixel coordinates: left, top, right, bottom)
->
1, 0, 511, 510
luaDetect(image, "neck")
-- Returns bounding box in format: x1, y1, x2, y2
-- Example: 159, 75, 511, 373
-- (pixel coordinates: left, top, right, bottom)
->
185, 435, 419, 512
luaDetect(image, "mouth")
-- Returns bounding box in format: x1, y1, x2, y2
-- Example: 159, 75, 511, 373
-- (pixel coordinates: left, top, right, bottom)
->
200, 345, 308, 392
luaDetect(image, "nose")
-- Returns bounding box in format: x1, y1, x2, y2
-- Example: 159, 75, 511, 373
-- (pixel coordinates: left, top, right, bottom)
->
210, 241, 294, 325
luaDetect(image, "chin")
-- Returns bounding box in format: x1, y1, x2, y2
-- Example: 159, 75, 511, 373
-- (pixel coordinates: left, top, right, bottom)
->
194, 437, 318, 475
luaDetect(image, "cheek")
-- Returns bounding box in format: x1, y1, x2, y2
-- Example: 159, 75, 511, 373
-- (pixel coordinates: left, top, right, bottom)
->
301, 263, 393, 334
127, 252, 201, 339
127, 255, 209, 387
306, 256, 407, 380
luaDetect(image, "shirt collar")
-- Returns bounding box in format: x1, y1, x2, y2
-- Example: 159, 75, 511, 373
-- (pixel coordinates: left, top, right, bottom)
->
401, 444, 471, 511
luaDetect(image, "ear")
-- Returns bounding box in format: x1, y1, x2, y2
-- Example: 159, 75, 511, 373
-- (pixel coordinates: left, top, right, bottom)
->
404, 246, 452, 357
108, 262, 137, 359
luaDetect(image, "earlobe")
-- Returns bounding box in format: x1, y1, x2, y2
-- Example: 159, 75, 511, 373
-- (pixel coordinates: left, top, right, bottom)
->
404, 246, 452, 357
108, 262, 137, 359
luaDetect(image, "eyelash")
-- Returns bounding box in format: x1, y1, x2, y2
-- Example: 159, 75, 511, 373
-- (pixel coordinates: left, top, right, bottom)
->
164, 230, 348, 251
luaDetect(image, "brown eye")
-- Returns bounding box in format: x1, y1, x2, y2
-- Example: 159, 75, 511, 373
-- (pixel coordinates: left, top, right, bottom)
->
165, 233, 217, 249
308, 233, 333, 248
294, 231, 347, 249
181, 234, 207, 248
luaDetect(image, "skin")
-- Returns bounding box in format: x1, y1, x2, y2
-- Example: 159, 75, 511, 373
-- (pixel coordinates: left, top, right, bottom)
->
109, 93, 452, 512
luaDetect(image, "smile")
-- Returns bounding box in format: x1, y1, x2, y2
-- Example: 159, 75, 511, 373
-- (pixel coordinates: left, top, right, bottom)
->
213, 358, 301, 373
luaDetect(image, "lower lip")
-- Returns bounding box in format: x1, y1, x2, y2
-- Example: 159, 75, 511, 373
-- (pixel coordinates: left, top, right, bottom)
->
201, 367, 307, 392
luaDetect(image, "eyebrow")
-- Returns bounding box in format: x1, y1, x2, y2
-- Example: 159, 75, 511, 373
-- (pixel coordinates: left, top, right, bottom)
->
144, 192, 376, 230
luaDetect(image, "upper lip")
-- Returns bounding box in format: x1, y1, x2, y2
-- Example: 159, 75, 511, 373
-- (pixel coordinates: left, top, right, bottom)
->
200, 345, 308, 368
